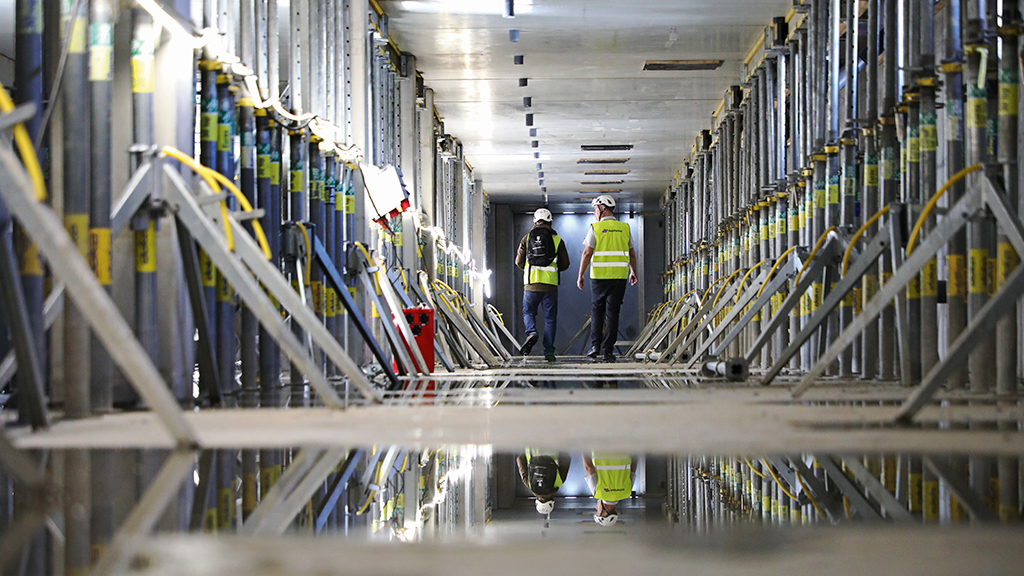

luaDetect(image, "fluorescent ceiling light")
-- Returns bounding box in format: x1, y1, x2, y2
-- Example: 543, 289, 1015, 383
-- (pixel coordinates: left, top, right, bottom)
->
400, 0, 533, 15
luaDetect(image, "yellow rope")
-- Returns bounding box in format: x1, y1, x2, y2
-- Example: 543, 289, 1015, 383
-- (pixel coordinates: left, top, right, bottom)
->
906, 164, 983, 255
794, 226, 837, 287
794, 468, 826, 519
841, 206, 890, 276
161, 147, 234, 252
0, 80, 46, 201
757, 246, 797, 299
295, 221, 312, 286
735, 259, 770, 303
762, 458, 800, 502
743, 457, 766, 478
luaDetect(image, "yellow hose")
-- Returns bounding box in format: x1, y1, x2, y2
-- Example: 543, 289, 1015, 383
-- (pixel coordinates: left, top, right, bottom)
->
0, 81, 46, 201
203, 167, 272, 260
794, 469, 826, 519
743, 457, 766, 478
161, 147, 234, 252
701, 275, 731, 306
794, 226, 837, 287
295, 221, 312, 287
762, 458, 800, 502
756, 246, 797, 299
711, 268, 743, 308
841, 206, 890, 276
734, 259, 770, 303
906, 164, 983, 255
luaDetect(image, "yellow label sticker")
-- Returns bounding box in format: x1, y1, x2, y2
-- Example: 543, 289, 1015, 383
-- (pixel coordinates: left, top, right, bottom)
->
908, 473, 923, 514
260, 465, 281, 499
242, 473, 257, 515
88, 22, 113, 82
326, 287, 337, 317
15, 230, 43, 275
999, 84, 1019, 118
815, 185, 826, 209
290, 171, 303, 193
270, 162, 280, 186
216, 272, 232, 302
948, 255, 966, 297
217, 487, 234, 529
920, 125, 938, 152
131, 58, 155, 93
218, 124, 232, 153
908, 131, 920, 163
967, 97, 987, 129
89, 227, 112, 286
864, 164, 878, 187
997, 242, 1019, 287
921, 258, 938, 297
199, 249, 216, 288
827, 184, 839, 205
907, 277, 920, 299
135, 221, 157, 273
257, 155, 271, 179
312, 281, 323, 315
345, 195, 355, 214
881, 272, 892, 287
863, 274, 878, 303
988, 257, 997, 296
66, 17, 87, 54
200, 113, 218, 142
65, 213, 90, 256
969, 248, 988, 294
881, 159, 895, 181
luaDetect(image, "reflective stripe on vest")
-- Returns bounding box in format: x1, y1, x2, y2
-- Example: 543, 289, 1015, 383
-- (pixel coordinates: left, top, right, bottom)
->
524, 235, 562, 286
525, 448, 564, 488
590, 221, 630, 280
592, 452, 631, 501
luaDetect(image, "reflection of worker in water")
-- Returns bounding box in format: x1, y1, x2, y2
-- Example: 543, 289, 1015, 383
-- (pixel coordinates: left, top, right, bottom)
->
583, 452, 637, 526
517, 449, 572, 514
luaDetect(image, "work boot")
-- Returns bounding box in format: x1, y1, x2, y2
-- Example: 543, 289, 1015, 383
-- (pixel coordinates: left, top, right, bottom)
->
602, 352, 616, 363
545, 352, 557, 363
521, 332, 538, 356
585, 346, 599, 360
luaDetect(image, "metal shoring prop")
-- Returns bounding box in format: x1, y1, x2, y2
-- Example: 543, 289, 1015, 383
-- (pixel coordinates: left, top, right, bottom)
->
559, 314, 591, 356
744, 239, 839, 365
164, 165, 376, 405
814, 456, 882, 521
663, 280, 741, 365
0, 145, 198, 445
656, 289, 721, 365
0, 283, 61, 390
432, 287, 501, 367
312, 237, 400, 388
240, 447, 325, 534
636, 296, 699, 359
683, 267, 771, 368
252, 447, 348, 535
837, 456, 913, 522
921, 456, 999, 522
354, 245, 425, 375
704, 257, 800, 364
797, 176, 1024, 399
314, 448, 365, 532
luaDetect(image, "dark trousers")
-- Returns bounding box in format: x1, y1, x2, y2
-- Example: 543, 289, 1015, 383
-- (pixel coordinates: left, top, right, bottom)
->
590, 279, 627, 355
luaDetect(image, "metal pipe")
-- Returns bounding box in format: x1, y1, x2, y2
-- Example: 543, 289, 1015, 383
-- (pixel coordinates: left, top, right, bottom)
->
198, 60, 220, 406
879, 0, 899, 380
238, 90, 258, 522
861, 0, 880, 380
995, 1, 1019, 397
918, 0, 939, 381
943, 0, 967, 390
289, 129, 307, 407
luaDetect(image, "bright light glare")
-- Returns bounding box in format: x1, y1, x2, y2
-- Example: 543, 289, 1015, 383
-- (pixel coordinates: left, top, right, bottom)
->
137, 0, 205, 49
400, 0, 532, 14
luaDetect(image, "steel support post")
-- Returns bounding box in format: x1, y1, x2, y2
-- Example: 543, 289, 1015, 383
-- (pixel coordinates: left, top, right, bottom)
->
238, 93, 258, 522
861, 0, 880, 380
288, 130, 308, 406
918, 0, 940, 380
198, 60, 220, 406
879, 0, 899, 380
995, 3, 1019, 397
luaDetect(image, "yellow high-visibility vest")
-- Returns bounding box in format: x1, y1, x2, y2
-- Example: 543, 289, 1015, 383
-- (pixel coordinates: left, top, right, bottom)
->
524, 235, 562, 286
590, 220, 631, 280
592, 452, 631, 501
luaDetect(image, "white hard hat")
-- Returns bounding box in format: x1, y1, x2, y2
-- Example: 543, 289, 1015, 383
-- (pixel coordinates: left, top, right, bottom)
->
591, 195, 616, 209
536, 499, 555, 514
594, 510, 619, 526
534, 208, 553, 222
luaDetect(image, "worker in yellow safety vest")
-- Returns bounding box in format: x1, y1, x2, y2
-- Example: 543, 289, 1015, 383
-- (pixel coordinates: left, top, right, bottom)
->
576, 195, 638, 363
516, 208, 570, 362
583, 452, 637, 526
516, 449, 572, 514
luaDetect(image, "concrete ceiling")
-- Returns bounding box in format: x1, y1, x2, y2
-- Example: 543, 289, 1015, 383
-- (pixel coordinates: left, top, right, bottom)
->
381, 0, 793, 210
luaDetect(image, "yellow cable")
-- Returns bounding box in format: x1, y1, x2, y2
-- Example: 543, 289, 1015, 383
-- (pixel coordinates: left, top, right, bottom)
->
794, 226, 837, 287
203, 166, 272, 260
161, 147, 235, 252
0, 80, 46, 201
743, 457, 766, 478
906, 164, 983, 255
712, 268, 743, 308
841, 206, 890, 276
757, 246, 797, 299
295, 221, 312, 287
794, 469, 826, 519
701, 275, 731, 306
734, 259, 770, 303
762, 458, 800, 501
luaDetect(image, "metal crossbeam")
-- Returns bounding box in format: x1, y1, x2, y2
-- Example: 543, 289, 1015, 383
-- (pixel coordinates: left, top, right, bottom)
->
313, 238, 400, 388
656, 292, 720, 364
710, 258, 797, 359
761, 230, 885, 385
315, 449, 365, 532
356, 247, 431, 373
354, 261, 418, 375
0, 285, 63, 391
165, 167, 356, 407
241, 448, 324, 534
110, 161, 155, 237
922, 456, 999, 523
0, 139, 197, 446
254, 447, 348, 535
815, 456, 882, 521
684, 267, 770, 368
664, 281, 739, 364
837, 456, 913, 522
787, 456, 843, 523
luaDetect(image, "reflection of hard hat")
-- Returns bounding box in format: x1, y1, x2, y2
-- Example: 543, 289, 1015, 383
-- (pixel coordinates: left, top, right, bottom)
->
536, 499, 555, 514
591, 195, 616, 209
594, 510, 619, 526
533, 208, 553, 222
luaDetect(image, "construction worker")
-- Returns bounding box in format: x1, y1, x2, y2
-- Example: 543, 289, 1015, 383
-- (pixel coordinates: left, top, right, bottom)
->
516, 450, 572, 515
516, 208, 570, 362
583, 452, 637, 526
576, 195, 638, 362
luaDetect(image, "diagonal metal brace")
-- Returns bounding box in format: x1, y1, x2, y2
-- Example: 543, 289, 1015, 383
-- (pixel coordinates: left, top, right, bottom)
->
922, 456, 999, 523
